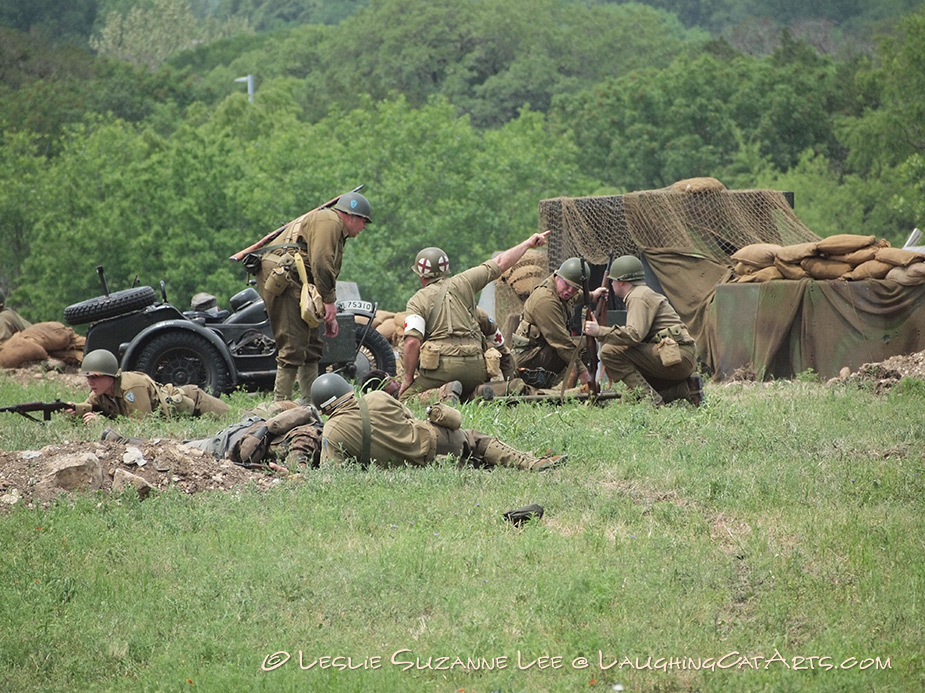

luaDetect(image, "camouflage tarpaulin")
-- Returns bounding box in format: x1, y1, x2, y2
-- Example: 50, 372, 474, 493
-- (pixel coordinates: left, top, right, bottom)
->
706, 280, 925, 380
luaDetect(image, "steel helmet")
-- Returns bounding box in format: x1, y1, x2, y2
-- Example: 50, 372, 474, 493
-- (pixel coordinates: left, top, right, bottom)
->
80, 349, 119, 377
609, 255, 645, 283
413, 247, 450, 278
555, 257, 591, 289
333, 192, 372, 221
310, 373, 355, 415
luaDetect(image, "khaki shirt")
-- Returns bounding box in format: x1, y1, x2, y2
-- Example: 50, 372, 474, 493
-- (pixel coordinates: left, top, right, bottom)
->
0, 308, 31, 343
73, 371, 196, 419
597, 284, 694, 347
404, 260, 502, 352
320, 391, 436, 467
275, 208, 348, 304
513, 275, 587, 375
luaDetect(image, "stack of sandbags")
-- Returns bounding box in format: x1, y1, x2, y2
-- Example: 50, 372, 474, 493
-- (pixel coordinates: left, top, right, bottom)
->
0, 321, 86, 368
730, 235, 925, 284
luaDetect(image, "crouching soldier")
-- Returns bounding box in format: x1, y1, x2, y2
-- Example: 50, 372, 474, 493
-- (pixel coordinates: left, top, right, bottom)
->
66, 349, 230, 422
311, 373, 565, 471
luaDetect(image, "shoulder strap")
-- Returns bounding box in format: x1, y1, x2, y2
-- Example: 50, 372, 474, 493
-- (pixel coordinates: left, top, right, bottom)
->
357, 396, 372, 465
425, 281, 452, 338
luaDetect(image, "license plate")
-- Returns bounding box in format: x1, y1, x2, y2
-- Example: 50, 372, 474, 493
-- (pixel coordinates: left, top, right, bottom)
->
339, 300, 374, 313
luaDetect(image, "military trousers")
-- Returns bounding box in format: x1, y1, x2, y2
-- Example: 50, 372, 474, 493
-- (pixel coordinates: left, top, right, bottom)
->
600, 341, 696, 392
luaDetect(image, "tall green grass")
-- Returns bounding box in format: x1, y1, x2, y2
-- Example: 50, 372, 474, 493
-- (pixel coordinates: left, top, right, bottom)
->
1, 372, 922, 692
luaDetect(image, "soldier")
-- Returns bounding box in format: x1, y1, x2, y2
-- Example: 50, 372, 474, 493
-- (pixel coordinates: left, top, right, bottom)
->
66, 349, 230, 422
256, 191, 372, 401
510, 257, 607, 389
311, 373, 565, 470
399, 230, 550, 403
584, 255, 703, 406
0, 288, 32, 344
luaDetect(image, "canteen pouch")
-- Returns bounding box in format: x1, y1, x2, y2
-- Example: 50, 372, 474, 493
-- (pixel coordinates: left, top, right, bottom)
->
426, 402, 462, 430
484, 347, 502, 380
656, 337, 682, 367
293, 254, 324, 328
264, 255, 294, 297
420, 341, 441, 370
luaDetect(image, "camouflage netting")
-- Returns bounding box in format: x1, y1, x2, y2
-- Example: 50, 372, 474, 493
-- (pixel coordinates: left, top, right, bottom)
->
539, 178, 820, 270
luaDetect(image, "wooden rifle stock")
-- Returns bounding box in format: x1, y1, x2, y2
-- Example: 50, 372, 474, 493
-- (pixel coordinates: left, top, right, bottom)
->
229, 184, 364, 262
579, 256, 599, 396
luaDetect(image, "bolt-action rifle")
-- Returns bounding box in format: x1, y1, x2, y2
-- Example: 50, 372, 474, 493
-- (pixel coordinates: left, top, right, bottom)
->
229, 185, 364, 263
578, 256, 600, 396
0, 399, 72, 422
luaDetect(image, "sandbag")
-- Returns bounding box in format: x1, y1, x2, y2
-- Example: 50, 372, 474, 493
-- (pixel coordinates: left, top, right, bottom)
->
20, 322, 73, 352
503, 263, 546, 298
777, 242, 818, 264
843, 260, 893, 280
774, 257, 809, 280
669, 177, 727, 193
885, 266, 925, 286
826, 245, 880, 266
730, 243, 781, 268
815, 234, 877, 255
744, 265, 783, 282
376, 320, 396, 342
875, 247, 925, 267
371, 310, 394, 330
801, 257, 852, 280
734, 262, 759, 276
0, 332, 49, 367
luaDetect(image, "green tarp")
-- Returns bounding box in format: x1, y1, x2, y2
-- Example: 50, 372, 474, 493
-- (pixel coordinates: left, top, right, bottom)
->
642, 249, 925, 381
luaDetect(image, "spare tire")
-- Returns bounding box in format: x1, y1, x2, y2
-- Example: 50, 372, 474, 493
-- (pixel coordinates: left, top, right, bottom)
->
63, 287, 157, 326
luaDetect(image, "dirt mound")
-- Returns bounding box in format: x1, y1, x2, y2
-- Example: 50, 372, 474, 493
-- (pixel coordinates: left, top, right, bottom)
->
827, 349, 925, 393
0, 439, 284, 511
2, 360, 86, 390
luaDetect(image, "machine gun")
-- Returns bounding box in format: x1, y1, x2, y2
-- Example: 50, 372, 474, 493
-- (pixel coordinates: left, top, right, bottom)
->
0, 399, 72, 422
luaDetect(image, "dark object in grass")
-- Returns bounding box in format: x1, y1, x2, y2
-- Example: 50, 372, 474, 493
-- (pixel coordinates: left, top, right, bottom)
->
503, 504, 544, 526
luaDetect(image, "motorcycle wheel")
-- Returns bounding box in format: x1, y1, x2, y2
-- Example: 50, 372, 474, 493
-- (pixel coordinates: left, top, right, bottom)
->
63, 287, 157, 326
353, 325, 396, 378
134, 331, 233, 395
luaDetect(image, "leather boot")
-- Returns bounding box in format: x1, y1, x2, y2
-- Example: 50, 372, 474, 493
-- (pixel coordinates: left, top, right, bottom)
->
273, 366, 298, 402
621, 371, 664, 405
686, 374, 705, 407
481, 439, 566, 471
297, 363, 318, 401
437, 380, 463, 405
658, 379, 692, 405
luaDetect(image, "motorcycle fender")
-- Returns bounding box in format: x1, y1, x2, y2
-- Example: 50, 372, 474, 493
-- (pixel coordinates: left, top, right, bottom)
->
121, 320, 238, 385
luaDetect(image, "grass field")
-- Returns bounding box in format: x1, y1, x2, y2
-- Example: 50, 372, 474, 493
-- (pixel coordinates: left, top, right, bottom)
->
1, 371, 923, 692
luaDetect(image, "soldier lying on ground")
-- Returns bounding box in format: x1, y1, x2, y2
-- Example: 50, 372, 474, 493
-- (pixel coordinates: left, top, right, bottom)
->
65, 349, 230, 422
102, 401, 323, 472
0, 288, 31, 344
312, 373, 566, 470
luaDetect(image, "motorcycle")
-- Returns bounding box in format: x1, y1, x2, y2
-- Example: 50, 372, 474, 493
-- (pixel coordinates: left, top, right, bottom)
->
63, 267, 396, 395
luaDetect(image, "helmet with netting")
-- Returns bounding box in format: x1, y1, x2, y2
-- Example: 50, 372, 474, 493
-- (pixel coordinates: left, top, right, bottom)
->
80, 349, 119, 377
413, 247, 450, 278
609, 255, 645, 283
333, 192, 371, 221
555, 257, 591, 288
310, 373, 355, 415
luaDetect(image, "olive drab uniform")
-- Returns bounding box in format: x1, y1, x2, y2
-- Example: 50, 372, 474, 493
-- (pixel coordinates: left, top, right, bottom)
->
0, 307, 31, 344
256, 207, 349, 398
511, 274, 588, 388
595, 284, 697, 401
401, 260, 503, 401
320, 390, 553, 470
72, 371, 229, 419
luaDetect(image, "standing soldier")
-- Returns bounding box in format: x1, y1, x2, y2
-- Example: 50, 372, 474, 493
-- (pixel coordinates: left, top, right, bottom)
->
510, 257, 607, 389
256, 191, 372, 401
398, 231, 550, 403
584, 255, 702, 406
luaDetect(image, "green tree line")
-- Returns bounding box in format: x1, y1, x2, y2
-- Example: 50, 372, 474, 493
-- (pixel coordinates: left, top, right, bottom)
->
1, 0, 923, 321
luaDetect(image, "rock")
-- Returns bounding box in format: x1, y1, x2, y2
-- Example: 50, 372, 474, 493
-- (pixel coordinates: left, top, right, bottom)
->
1, 488, 22, 505
112, 468, 154, 499
122, 446, 147, 467
839, 366, 851, 379
35, 452, 103, 500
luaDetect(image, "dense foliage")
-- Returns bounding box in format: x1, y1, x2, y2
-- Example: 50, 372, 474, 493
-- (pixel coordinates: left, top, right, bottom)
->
1, 0, 923, 321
